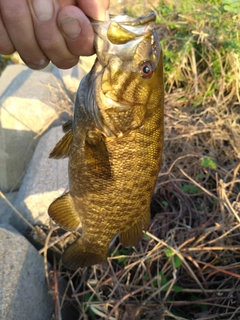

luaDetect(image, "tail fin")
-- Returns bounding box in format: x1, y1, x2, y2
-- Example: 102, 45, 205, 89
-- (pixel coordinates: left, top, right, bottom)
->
62, 238, 108, 270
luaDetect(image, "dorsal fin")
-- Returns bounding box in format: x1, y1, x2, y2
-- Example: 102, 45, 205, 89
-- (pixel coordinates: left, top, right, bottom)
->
49, 129, 73, 159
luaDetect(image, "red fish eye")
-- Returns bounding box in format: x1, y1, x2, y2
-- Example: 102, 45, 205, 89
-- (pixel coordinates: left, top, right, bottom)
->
140, 61, 154, 78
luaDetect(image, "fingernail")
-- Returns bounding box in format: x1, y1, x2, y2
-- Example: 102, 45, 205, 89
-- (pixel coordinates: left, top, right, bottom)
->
25, 58, 49, 70
61, 18, 81, 39
32, 0, 54, 22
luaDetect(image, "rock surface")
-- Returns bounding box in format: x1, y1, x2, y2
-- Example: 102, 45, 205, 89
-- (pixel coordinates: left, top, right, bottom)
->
0, 192, 17, 225
12, 126, 68, 233
52, 62, 86, 99
0, 64, 72, 192
51, 56, 95, 101
0, 224, 53, 320
79, 55, 96, 73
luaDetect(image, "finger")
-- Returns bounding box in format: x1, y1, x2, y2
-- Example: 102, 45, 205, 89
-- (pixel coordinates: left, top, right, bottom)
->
29, 0, 79, 69
0, 11, 15, 54
58, 5, 95, 57
0, 0, 49, 69
77, 0, 110, 20
57, 0, 110, 57
58, 0, 76, 7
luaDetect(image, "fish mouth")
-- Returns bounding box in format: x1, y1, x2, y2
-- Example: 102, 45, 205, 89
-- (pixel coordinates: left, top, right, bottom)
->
91, 12, 157, 65
107, 12, 156, 44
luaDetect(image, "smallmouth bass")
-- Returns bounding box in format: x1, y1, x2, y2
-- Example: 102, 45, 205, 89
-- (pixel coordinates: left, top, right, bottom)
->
48, 12, 164, 270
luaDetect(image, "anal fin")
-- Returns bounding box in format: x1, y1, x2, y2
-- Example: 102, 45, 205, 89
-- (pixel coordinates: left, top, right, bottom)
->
49, 129, 73, 159
142, 210, 150, 231
62, 238, 108, 269
48, 192, 81, 231
120, 220, 143, 247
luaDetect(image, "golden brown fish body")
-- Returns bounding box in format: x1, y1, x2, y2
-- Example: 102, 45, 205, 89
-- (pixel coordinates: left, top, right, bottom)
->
48, 12, 164, 269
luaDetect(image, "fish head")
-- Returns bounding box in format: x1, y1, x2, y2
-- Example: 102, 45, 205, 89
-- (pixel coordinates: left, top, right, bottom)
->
89, 12, 163, 137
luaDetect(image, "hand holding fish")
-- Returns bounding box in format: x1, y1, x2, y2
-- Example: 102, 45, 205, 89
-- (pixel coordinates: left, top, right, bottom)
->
0, 0, 109, 69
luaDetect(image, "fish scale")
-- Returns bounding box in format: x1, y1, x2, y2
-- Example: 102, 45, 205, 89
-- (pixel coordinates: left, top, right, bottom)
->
48, 12, 164, 270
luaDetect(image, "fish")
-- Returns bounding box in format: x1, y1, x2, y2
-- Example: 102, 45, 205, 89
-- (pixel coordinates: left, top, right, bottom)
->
48, 12, 164, 270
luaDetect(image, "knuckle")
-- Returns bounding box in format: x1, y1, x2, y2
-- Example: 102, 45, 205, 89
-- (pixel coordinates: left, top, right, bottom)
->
39, 39, 54, 53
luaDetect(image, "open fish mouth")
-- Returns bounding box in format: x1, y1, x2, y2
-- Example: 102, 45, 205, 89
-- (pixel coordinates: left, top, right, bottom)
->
107, 12, 156, 44
91, 12, 157, 65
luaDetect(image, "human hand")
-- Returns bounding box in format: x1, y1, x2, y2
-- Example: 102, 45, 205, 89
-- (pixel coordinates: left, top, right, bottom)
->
0, 0, 109, 69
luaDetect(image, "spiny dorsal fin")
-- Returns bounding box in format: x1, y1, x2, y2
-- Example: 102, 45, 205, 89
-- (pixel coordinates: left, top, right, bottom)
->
120, 220, 143, 247
49, 129, 73, 159
48, 193, 81, 231
62, 238, 108, 269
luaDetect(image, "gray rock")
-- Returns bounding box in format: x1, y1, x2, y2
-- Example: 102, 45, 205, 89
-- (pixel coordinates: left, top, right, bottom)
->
52, 62, 86, 99
0, 224, 53, 320
0, 64, 72, 192
0, 64, 28, 96
12, 126, 68, 233
79, 55, 96, 73
0, 192, 17, 224
51, 56, 96, 102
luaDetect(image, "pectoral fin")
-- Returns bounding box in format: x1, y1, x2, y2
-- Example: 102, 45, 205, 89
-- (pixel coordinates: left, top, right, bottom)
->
85, 129, 112, 180
49, 129, 73, 159
62, 238, 108, 269
120, 220, 143, 247
48, 193, 81, 231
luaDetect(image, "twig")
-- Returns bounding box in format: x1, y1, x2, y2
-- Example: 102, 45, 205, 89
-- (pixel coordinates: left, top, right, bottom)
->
0, 191, 35, 231
105, 276, 161, 320
38, 231, 72, 254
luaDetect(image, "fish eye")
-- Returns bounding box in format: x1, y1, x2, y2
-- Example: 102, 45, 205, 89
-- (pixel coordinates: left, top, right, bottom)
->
139, 61, 154, 78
